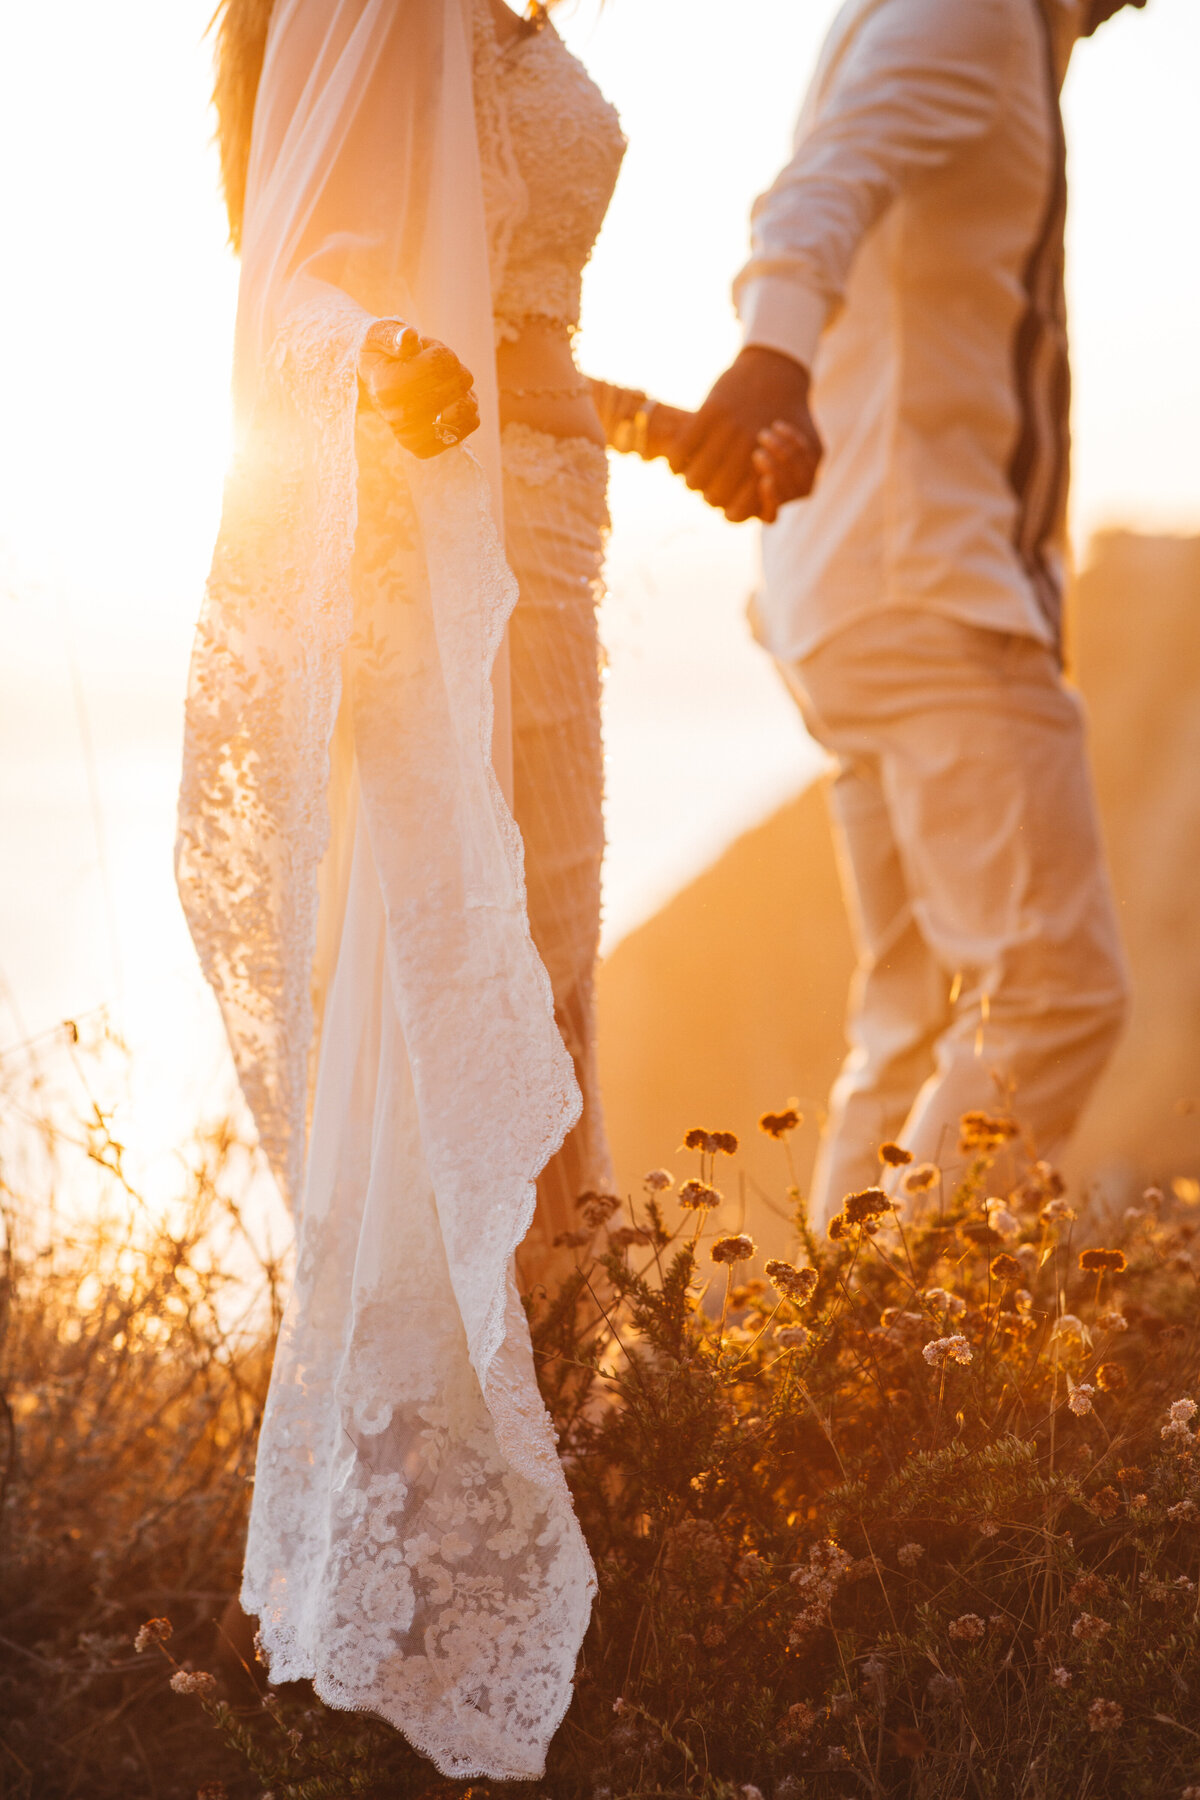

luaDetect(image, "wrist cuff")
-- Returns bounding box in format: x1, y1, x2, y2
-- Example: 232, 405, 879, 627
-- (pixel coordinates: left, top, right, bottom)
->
737, 276, 830, 372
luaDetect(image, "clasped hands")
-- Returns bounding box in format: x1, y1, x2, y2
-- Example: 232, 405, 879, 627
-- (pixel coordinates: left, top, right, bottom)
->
594, 346, 822, 524
358, 320, 821, 523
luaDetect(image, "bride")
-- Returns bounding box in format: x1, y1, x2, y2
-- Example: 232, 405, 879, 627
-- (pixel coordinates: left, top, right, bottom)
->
177, 0, 650, 1778
178, 0, 802, 1778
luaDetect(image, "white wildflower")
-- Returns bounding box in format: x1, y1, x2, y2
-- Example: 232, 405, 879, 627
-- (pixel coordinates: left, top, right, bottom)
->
923, 1333, 973, 1368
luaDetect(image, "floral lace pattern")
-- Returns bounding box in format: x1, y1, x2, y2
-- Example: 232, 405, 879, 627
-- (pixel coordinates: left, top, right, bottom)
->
479, 6, 626, 339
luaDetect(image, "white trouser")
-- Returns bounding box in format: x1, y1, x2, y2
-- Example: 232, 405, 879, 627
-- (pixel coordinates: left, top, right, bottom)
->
781, 609, 1130, 1225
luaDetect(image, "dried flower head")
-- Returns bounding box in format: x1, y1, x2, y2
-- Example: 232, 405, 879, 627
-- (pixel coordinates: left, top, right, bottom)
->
1070, 1572, 1109, 1605
169, 1668, 218, 1698
923, 1287, 967, 1319
554, 1227, 592, 1248
1087, 1698, 1124, 1733
897, 1541, 925, 1570
711, 1233, 756, 1266
1079, 1248, 1126, 1275
134, 1618, 173, 1653
902, 1160, 939, 1194
678, 1178, 722, 1211
759, 1106, 801, 1139
610, 1225, 653, 1250
990, 1252, 1024, 1282
879, 1141, 913, 1166
844, 1186, 892, 1225
1052, 1314, 1087, 1342
1068, 1383, 1096, 1417
765, 1258, 819, 1305
1041, 1197, 1077, 1224
738, 1786, 765, 1800
577, 1191, 621, 1228
987, 1201, 1020, 1240
1051, 1666, 1072, 1689
948, 1612, 986, 1642
775, 1324, 811, 1349
1089, 1485, 1121, 1519
827, 1212, 852, 1241
923, 1334, 973, 1368
1096, 1362, 1127, 1394
1071, 1612, 1111, 1643
1168, 1499, 1199, 1522
959, 1110, 1018, 1151
780, 1700, 819, 1741
683, 1127, 710, 1151
1170, 1397, 1198, 1424
643, 1167, 673, 1191
1097, 1309, 1128, 1333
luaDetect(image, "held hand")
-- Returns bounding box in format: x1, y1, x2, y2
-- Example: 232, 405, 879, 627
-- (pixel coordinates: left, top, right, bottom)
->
669, 346, 822, 523
752, 421, 820, 525
359, 321, 480, 459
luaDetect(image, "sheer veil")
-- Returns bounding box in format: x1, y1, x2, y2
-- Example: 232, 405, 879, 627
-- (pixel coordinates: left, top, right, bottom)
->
176, 0, 595, 1776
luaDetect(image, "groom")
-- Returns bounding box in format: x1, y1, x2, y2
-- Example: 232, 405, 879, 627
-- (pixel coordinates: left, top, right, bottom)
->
672, 0, 1144, 1221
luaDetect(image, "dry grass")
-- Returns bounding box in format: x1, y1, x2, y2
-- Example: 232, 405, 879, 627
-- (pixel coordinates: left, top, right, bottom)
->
3, 1034, 1199, 1799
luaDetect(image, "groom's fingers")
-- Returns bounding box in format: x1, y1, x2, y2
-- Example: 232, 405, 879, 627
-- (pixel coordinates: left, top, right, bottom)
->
679, 418, 743, 495
723, 472, 770, 524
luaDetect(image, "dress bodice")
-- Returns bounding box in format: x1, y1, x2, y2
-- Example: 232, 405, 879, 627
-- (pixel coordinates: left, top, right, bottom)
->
473, 6, 626, 341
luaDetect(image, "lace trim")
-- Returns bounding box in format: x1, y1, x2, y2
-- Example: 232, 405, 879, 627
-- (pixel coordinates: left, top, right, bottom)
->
472, 0, 528, 311
501, 420, 609, 490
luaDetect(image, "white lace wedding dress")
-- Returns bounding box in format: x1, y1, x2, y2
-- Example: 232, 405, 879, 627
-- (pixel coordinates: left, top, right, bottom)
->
176, 0, 625, 1781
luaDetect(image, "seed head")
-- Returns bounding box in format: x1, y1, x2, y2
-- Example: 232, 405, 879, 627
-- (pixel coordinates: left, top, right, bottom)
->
959, 1110, 1018, 1151
577, 1191, 621, 1228
987, 1201, 1020, 1240
827, 1212, 851, 1241
902, 1160, 939, 1194
923, 1334, 973, 1368
1071, 1612, 1111, 1643
1097, 1309, 1128, 1333
711, 1233, 756, 1266
1170, 1397, 1198, 1424
844, 1186, 892, 1224
775, 1325, 811, 1348
134, 1618, 173, 1653
948, 1612, 985, 1642
765, 1258, 818, 1305
1096, 1362, 1126, 1393
990, 1253, 1024, 1282
924, 1287, 967, 1319
610, 1225, 653, 1249
1089, 1485, 1121, 1519
644, 1168, 673, 1191
1068, 1383, 1096, 1417
1079, 1248, 1126, 1274
759, 1107, 801, 1139
678, 1178, 722, 1211
1052, 1666, 1072, 1688
879, 1141, 912, 1166
1087, 1698, 1124, 1733
1169, 1499, 1199, 1522
897, 1542, 925, 1570
169, 1669, 218, 1698
1041, 1197, 1077, 1224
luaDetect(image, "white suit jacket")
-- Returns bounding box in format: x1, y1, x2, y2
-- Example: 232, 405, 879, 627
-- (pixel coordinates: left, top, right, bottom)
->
737, 0, 1086, 663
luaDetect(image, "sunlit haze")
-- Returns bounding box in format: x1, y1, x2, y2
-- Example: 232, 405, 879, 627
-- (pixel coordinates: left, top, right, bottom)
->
0, 0, 1196, 1177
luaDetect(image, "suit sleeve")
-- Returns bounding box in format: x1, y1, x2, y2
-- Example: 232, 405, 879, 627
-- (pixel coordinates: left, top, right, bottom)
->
735, 0, 1009, 368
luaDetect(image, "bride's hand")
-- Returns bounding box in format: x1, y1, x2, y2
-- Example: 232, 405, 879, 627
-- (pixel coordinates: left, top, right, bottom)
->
359, 321, 480, 459
751, 420, 817, 524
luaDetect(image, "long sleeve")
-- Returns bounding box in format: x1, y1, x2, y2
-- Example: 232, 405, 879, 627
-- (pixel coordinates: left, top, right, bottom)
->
734, 0, 1009, 369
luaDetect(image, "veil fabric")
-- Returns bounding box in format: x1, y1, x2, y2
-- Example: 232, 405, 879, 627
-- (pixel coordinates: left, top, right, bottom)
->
176, 0, 595, 1775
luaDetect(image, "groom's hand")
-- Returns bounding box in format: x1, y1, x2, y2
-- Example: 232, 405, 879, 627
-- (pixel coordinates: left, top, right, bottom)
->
670, 347, 822, 522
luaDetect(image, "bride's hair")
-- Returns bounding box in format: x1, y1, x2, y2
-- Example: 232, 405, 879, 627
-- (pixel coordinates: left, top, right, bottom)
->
211, 0, 276, 251
211, 0, 560, 252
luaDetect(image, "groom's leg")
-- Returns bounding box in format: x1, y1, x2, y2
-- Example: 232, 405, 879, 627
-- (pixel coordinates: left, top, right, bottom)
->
815, 611, 1129, 1185
781, 657, 950, 1225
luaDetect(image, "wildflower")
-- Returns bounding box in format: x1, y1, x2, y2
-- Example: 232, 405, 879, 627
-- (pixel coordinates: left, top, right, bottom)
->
765, 1258, 818, 1304
1068, 1383, 1096, 1417
683, 1127, 711, 1151
1079, 1248, 1126, 1275
789, 1540, 852, 1637
1098, 1309, 1128, 1333
924, 1287, 967, 1319
612, 1696, 627, 1714
1129, 1492, 1149, 1511
960, 1110, 1018, 1150
169, 1668, 218, 1698
902, 1160, 939, 1194
711, 1233, 756, 1265
644, 1167, 673, 1191
1041, 1197, 1077, 1224
948, 1612, 986, 1642
827, 1212, 852, 1241
781, 1701, 818, 1740
554, 1228, 592, 1248
894, 1725, 927, 1760
702, 1623, 727, 1648
977, 1518, 999, 1539
1052, 1666, 1073, 1688
1168, 1499, 1199, 1522
577, 1191, 621, 1228
1096, 1362, 1126, 1393
990, 1252, 1024, 1282
897, 1542, 925, 1570
759, 1106, 801, 1138
775, 1325, 811, 1348
1071, 1612, 1111, 1643
987, 1201, 1020, 1240
1088, 1698, 1124, 1733
879, 1141, 913, 1166
712, 1130, 739, 1156
1090, 1486, 1121, 1519
1171, 1398, 1198, 1424
678, 1178, 722, 1211
844, 1186, 891, 1225
923, 1334, 973, 1368
609, 1225, 652, 1249
1069, 1573, 1109, 1604
134, 1618, 173, 1653
1117, 1465, 1144, 1486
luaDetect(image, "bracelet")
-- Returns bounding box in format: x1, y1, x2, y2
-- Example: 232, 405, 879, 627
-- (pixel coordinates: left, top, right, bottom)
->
611, 395, 658, 459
